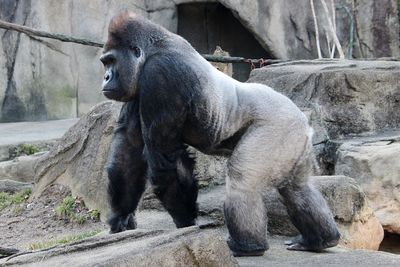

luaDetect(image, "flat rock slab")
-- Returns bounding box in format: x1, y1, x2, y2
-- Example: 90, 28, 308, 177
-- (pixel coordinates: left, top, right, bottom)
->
0, 227, 238, 267
0, 179, 33, 193
237, 235, 400, 267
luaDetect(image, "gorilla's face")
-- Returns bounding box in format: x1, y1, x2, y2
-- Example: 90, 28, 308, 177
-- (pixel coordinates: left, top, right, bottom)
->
100, 44, 144, 101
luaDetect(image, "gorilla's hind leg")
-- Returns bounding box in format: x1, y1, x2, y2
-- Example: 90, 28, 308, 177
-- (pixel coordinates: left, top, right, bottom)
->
278, 183, 340, 251
224, 188, 268, 257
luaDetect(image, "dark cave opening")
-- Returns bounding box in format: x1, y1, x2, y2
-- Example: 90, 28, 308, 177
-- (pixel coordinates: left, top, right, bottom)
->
177, 2, 273, 82
379, 231, 400, 254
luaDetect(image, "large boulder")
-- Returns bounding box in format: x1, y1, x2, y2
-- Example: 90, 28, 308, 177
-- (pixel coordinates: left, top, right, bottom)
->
334, 134, 400, 234
312, 176, 384, 250
248, 60, 400, 173
33, 101, 121, 221
249, 60, 400, 140
0, 179, 33, 193
0, 227, 239, 267
0, 154, 42, 183
251, 176, 384, 250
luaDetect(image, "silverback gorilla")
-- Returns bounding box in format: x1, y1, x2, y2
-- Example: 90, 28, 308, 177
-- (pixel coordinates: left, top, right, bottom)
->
100, 12, 340, 256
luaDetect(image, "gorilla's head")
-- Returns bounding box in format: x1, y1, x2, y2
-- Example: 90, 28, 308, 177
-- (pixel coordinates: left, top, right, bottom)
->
100, 12, 167, 101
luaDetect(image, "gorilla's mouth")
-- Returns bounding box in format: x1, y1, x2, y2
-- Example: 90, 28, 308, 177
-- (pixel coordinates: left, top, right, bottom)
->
102, 89, 122, 100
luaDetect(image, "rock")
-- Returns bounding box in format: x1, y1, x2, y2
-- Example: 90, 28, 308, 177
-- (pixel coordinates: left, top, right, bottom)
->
1, 1, 399, 121
191, 148, 227, 188
0, 179, 33, 193
265, 176, 384, 250
237, 235, 400, 267
33, 101, 122, 221
0, 227, 239, 267
334, 134, 400, 234
0, 154, 44, 183
248, 60, 400, 173
249, 60, 400, 140
311, 176, 384, 250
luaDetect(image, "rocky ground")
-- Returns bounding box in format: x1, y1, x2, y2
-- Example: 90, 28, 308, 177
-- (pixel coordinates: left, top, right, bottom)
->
1, 203, 400, 266
0, 184, 107, 251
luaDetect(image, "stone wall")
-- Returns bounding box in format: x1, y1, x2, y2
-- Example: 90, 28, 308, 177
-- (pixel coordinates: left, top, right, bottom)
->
1, 0, 399, 122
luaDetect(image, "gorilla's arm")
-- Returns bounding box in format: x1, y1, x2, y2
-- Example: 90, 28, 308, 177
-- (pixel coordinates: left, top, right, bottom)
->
139, 54, 198, 227
107, 101, 147, 233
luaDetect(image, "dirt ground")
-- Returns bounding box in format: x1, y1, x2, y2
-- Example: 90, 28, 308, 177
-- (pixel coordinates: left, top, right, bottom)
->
0, 184, 107, 251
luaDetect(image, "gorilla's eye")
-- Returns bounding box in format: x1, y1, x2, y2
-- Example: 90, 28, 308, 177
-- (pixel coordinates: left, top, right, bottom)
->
130, 45, 141, 58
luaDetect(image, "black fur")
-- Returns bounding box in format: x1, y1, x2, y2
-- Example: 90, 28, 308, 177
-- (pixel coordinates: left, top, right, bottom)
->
278, 184, 340, 251
138, 53, 200, 227
106, 100, 147, 233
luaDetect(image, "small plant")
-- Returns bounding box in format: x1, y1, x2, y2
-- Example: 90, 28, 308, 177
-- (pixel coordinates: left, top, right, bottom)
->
55, 196, 100, 224
55, 196, 76, 218
88, 209, 101, 221
14, 143, 40, 157
28, 229, 103, 250
0, 189, 31, 211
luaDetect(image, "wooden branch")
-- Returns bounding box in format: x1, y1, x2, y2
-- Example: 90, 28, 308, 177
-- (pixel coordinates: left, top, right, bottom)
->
0, 19, 103, 48
310, 0, 322, 59
0, 19, 281, 65
203, 55, 283, 64
320, 0, 345, 59
330, 0, 336, 58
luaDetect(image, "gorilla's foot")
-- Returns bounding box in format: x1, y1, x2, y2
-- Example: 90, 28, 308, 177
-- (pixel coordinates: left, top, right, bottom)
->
285, 234, 340, 252
284, 235, 303, 246
227, 237, 267, 257
108, 213, 137, 234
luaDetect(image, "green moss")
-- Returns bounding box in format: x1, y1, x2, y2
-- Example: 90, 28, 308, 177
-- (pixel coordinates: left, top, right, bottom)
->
0, 189, 32, 211
88, 209, 101, 221
28, 229, 103, 250
14, 143, 40, 156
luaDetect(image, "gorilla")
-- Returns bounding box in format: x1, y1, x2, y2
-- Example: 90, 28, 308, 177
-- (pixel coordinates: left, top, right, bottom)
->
100, 11, 340, 256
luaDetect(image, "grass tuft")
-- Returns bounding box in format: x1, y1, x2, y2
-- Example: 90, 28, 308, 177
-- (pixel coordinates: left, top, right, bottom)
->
0, 189, 32, 211
28, 229, 103, 250
55, 196, 100, 224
